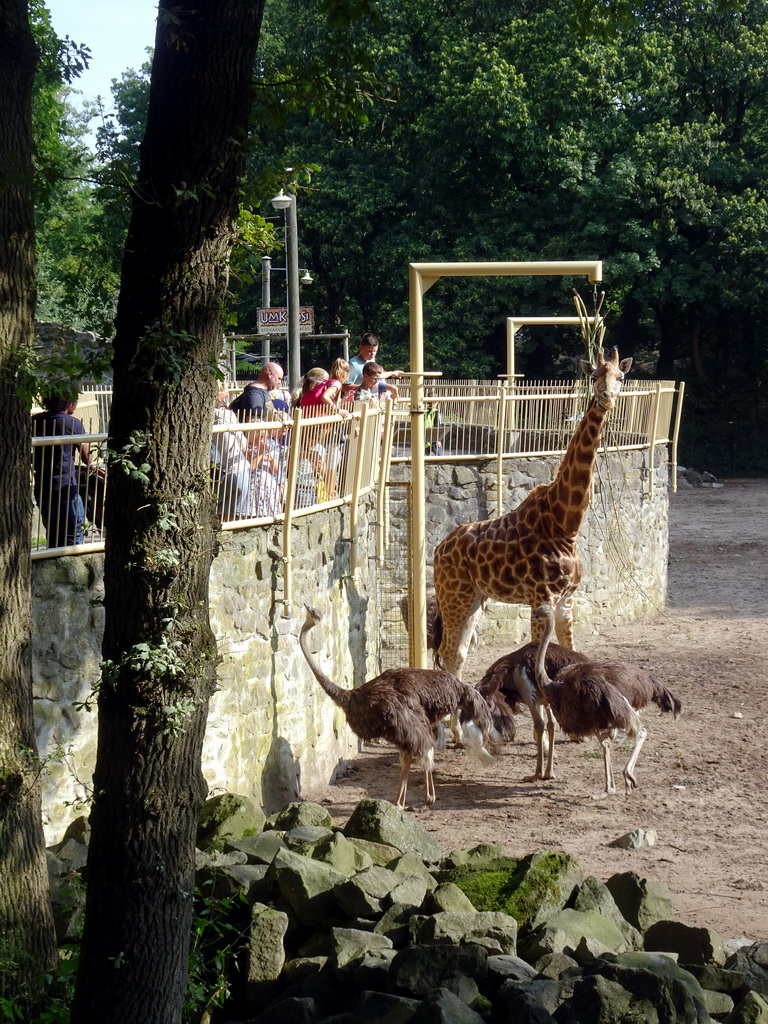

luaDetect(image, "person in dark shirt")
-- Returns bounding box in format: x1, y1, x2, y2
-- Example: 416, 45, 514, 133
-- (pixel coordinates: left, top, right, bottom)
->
229, 362, 287, 419
32, 390, 91, 547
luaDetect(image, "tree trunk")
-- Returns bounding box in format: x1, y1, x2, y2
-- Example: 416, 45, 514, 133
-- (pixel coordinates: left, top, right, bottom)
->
0, 0, 59, 1010
71, 3, 264, 1022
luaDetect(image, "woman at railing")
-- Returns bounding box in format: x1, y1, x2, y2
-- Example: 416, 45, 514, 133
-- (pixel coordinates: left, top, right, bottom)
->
32, 389, 92, 546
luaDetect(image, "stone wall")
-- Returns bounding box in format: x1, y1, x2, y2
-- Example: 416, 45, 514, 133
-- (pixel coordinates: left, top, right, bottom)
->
33, 498, 380, 843
32, 446, 670, 841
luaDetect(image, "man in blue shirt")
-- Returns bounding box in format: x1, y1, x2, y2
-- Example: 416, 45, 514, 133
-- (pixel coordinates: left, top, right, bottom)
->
348, 332, 405, 386
32, 390, 91, 547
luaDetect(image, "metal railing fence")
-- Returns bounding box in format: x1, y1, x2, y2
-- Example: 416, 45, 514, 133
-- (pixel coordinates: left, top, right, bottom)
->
30, 377, 682, 562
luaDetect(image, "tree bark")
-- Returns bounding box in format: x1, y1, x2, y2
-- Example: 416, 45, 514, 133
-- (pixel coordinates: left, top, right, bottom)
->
71, 3, 264, 1022
0, 0, 59, 1009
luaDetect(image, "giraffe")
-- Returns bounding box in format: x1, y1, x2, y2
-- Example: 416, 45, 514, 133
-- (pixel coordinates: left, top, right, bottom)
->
433, 347, 632, 678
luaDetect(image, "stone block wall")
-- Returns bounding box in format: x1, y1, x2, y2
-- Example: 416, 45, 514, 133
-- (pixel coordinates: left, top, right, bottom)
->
33, 498, 380, 842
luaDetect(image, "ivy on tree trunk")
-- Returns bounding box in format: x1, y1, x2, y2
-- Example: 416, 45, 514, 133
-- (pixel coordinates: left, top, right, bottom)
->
71, 3, 264, 1022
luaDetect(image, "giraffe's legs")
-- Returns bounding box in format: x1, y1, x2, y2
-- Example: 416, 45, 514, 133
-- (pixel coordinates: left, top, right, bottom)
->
437, 589, 484, 680
623, 722, 648, 794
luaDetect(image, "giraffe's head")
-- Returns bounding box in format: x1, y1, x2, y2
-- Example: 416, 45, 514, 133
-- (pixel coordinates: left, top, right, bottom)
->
580, 347, 632, 410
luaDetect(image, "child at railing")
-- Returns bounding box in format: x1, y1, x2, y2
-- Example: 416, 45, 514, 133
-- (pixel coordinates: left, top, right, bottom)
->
299, 360, 351, 418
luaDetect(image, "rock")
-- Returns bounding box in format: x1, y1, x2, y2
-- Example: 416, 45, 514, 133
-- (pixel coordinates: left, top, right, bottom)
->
390, 875, 430, 910
226, 831, 286, 865
268, 847, 347, 926
388, 851, 438, 892
609, 828, 657, 849
352, 949, 398, 991
412, 911, 517, 956
335, 866, 404, 917
410, 985, 486, 1023
605, 870, 677, 931
494, 977, 570, 1019
726, 943, 768, 998
348, 837, 403, 866
374, 903, 413, 946
195, 848, 248, 869
701, 988, 735, 1016
645, 920, 726, 966
196, 863, 274, 905
594, 951, 711, 1020
243, 903, 289, 1007
50, 838, 88, 873
520, 909, 629, 964
268, 801, 335, 831
534, 952, 580, 979
441, 844, 516, 871
197, 793, 266, 851
348, 989, 421, 1024
424, 883, 477, 915
59, 815, 90, 847
440, 974, 481, 1006
486, 953, 538, 988
330, 926, 393, 970
682, 963, 748, 995
237, 995, 318, 1024
344, 800, 445, 864
283, 825, 336, 856
313, 831, 374, 875
723, 990, 768, 1023
572, 876, 643, 950
388, 944, 488, 997
442, 852, 582, 934
558, 954, 711, 1024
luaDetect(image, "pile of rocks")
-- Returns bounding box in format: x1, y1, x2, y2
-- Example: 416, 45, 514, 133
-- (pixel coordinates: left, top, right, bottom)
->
48, 795, 768, 1024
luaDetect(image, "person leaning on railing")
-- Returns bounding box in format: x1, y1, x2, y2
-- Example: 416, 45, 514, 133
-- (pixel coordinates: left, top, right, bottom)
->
32, 388, 91, 547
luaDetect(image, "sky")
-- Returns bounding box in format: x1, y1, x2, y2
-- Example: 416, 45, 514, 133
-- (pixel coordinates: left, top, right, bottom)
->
45, 0, 158, 108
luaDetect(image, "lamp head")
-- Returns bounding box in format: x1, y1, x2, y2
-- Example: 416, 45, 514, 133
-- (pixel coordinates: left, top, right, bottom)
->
300, 270, 313, 285
270, 189, 292, 210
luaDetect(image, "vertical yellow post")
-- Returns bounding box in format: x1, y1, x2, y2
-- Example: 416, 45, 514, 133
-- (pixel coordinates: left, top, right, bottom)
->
647, 382, 662, 500
409, 264, 429, 669
671, 380, 685, 494
281, 409, 302, 615
376, 401, 395, 565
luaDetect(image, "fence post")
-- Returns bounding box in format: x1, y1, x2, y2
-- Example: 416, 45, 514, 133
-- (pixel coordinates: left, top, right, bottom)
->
647, 382, 662, 499
281, 408, 302, 616
348, 404, 370, 582
495, 382, 507, 517
670, 380, 685, 494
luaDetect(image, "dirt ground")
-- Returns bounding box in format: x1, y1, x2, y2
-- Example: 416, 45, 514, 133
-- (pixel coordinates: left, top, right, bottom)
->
313, 479, 768, 942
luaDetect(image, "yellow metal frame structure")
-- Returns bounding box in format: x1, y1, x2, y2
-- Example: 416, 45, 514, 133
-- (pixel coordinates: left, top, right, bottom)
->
407, 260, 603, 669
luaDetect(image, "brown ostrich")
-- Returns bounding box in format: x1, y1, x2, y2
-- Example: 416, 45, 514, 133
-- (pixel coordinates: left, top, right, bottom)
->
476, 640, 591, 781
533, 605, 681, 797
300, 605, 499, 808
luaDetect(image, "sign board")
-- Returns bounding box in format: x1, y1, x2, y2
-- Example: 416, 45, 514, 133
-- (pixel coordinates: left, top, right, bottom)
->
258, 307, 314, 335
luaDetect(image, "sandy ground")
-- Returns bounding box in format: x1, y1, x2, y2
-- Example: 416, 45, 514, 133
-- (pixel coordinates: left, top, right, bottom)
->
313, 479, 768, 942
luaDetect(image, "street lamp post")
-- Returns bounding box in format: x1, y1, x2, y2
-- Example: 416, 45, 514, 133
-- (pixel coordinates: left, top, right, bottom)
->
261, 256, 271, 363
271, 189, 301, 389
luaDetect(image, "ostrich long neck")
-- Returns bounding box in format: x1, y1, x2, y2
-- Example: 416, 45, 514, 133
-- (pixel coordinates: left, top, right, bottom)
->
534, 609, 557, 693
549, 398, 610, 538
299, 621, 351, 709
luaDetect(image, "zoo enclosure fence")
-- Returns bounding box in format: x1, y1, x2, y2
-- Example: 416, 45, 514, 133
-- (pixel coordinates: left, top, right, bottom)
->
29, 378, 683, 620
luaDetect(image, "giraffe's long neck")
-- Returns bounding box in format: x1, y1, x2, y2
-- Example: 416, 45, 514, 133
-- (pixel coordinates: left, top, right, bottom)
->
548, 399, 609, 538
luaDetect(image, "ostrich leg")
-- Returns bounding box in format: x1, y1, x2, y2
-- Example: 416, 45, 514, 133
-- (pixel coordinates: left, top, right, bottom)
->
623, 722, 648, 793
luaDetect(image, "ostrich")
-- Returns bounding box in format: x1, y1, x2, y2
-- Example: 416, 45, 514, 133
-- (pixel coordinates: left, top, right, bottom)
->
532, 605, 682, 796
299, 605, 499, 808
476, 640, 591, 781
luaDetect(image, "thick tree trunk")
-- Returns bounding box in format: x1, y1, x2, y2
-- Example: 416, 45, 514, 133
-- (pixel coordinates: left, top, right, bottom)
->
71, 3, 264, 1022
0, 0, 59, 1009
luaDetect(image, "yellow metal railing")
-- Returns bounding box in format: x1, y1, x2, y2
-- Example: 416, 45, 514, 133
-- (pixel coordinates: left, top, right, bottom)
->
30, 379, 683, 570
